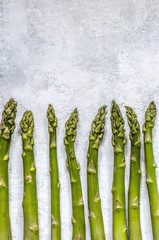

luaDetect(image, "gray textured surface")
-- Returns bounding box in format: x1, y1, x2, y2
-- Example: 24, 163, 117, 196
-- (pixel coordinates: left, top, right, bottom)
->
1, 0, 159, 239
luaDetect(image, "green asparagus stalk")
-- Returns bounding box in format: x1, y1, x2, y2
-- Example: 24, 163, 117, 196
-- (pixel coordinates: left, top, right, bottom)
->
47, 104, 61, 240
20, 111, 39, 240
0, 99, 17, 240
87, 106, 106, 240
126, 106, 142, 240
110, 100, 127, 240
64, 108, 85, 240
143, 102, 159, 240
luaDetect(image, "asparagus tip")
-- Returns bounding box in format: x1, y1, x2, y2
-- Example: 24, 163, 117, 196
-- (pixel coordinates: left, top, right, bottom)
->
89, 105, 107, 143
145, 101, 156, 126
20, 111, 34, 136
47, 104, 57, 131
110, 100, 125, 137
0, 98, 18, 138
125, 106, 140, 143
64, 108, 79, 142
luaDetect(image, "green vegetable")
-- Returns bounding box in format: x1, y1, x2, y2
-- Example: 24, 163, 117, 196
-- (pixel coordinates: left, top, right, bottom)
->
110, 100, 127, 240
0, 99, 17, 240
126, 106, 142, 240
143, 101, 159, 240
87, 106, 106, 240
47, 104, 61, 240
20, 111, 39, 240
64, 108, 85, 240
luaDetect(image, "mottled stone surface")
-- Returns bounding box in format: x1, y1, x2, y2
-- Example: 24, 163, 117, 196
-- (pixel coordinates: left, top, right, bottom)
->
0, 0, 159, 239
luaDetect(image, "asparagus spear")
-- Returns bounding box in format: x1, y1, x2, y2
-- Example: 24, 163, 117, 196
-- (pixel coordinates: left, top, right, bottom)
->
126, 106, 142, 240
143, 102, 159, 240
110, 100, 127, 240
47, 104, 61, 240
20, 111, 39, 240
0, 99, 17, 240
64, 108, 85, 240
87, 106, 106, 240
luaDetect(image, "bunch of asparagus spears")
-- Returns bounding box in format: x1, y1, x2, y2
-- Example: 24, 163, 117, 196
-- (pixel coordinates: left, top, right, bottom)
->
0, 99, 159, 240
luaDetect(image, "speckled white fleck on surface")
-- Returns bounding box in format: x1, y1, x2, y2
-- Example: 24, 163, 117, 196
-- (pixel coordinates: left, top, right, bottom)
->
0, 0, 159, 239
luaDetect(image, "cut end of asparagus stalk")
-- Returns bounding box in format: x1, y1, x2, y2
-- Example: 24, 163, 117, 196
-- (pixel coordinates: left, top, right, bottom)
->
125, 106, 141, 146
47, 104, 58, 132
89, 105, 107, 148
0, 98, 17, 139
144, 101, 157, 128
20, 111, 34, 138
64, 108, 78, 144
110, 100, 125, 139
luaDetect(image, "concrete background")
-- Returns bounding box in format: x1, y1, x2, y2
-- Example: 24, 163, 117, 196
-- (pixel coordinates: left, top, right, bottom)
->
1, 0, 159, 239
